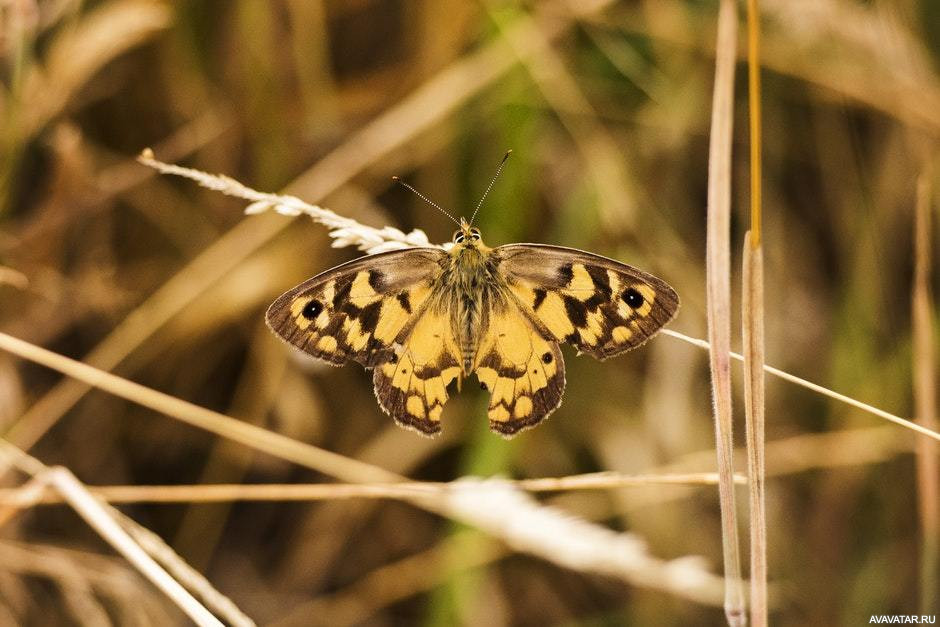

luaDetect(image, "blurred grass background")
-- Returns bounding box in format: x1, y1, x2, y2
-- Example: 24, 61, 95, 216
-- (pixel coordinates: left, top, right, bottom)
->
1, 0, 938, 624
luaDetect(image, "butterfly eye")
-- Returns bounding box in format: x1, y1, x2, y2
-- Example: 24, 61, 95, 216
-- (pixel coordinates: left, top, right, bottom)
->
453, 230, 465, 244
469, 228, 481, 241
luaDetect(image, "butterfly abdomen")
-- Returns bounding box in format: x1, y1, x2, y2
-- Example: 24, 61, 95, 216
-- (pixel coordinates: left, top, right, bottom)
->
443, 246, 504, 372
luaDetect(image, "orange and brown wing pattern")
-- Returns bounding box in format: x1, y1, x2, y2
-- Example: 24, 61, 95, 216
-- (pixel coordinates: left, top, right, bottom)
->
373, 303, 463, 436
472, 303, 565, 437
495, 244, 679, 360
265, 248, 446, 367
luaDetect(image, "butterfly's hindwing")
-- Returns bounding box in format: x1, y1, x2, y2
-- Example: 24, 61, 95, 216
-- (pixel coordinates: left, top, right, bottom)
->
496, 244, 679, 360
265, 248, 447, 366
472, 305, 565, 436
373, 303, 463, 436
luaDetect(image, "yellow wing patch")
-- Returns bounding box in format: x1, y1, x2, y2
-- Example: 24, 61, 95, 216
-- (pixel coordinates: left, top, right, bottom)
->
473, 304, 565, 437
373, 306, 462, 436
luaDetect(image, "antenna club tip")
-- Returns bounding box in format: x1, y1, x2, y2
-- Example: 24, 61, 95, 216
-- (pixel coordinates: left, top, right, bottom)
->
391, 175, 401, 182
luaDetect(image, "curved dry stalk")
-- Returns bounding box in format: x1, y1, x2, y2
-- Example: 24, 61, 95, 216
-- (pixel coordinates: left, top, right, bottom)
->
0, 471, 743, 507
136, 150, 434, 254
743, 234, 766, 625
744, 0, 767, 623
705, 0, 745, 623
0, 441, 232, 627
913, 170, 937, 613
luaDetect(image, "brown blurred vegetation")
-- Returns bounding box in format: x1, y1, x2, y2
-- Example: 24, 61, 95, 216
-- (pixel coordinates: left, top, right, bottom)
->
1, 0, 938, 625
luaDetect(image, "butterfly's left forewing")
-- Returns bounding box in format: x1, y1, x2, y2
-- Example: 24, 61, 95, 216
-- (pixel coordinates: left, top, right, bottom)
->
266, 247, 447, 366
495, 244, 679, 360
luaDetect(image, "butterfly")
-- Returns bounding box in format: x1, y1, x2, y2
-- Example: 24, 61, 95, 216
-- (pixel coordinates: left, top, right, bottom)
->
266, 156, 678, 438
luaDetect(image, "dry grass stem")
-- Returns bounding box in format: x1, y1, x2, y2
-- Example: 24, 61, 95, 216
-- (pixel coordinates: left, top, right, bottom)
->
113, 514, 255, 627
5, 0, 933, 621
705, 0, 746, 623
913, 170, 938, 613
0, 332, 725, 604
43, 467, 228, 627
743, 233, 767, 625
0, 472, 744, 507
441, 478, 727, 605
744, 1, 767, 623
0, 541, 173, 623
137, 150, 435, 254
748, 1, 763, 249
662, 329, 940, 443
0, 331, 401, 485
0, 441, 228, 627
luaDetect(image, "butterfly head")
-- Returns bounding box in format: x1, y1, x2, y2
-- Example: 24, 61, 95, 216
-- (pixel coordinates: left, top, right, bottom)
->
453, 218, 484, 249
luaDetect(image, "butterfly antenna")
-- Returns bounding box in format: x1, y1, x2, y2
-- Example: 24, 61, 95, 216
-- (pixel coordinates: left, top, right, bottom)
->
469, 149, 512, 226
391, 176, 461, 227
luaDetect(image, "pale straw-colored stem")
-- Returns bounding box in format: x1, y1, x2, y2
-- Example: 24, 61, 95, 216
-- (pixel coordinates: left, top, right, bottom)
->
913, 170, 938, 613
742, 233, 767, 625
705, 0, 746, 623
137, 150, 434, 255
0, 472, 745, 507
0, 332, 400, 485
0, 442, 228, 627
661, 329, 940, 443
744, 0, 767, 622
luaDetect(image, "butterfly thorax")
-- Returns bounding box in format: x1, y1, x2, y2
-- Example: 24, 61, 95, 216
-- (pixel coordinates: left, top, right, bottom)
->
441, 238, 505, 373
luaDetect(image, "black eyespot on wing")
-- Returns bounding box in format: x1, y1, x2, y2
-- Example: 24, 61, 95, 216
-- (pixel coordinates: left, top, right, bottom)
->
302, 300, 323, 320
541, 352, 553, 364
622, 287, 644, 308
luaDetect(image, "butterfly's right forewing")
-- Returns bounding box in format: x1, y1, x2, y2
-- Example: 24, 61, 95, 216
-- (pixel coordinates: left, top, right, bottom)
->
495, 244, 679, 360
